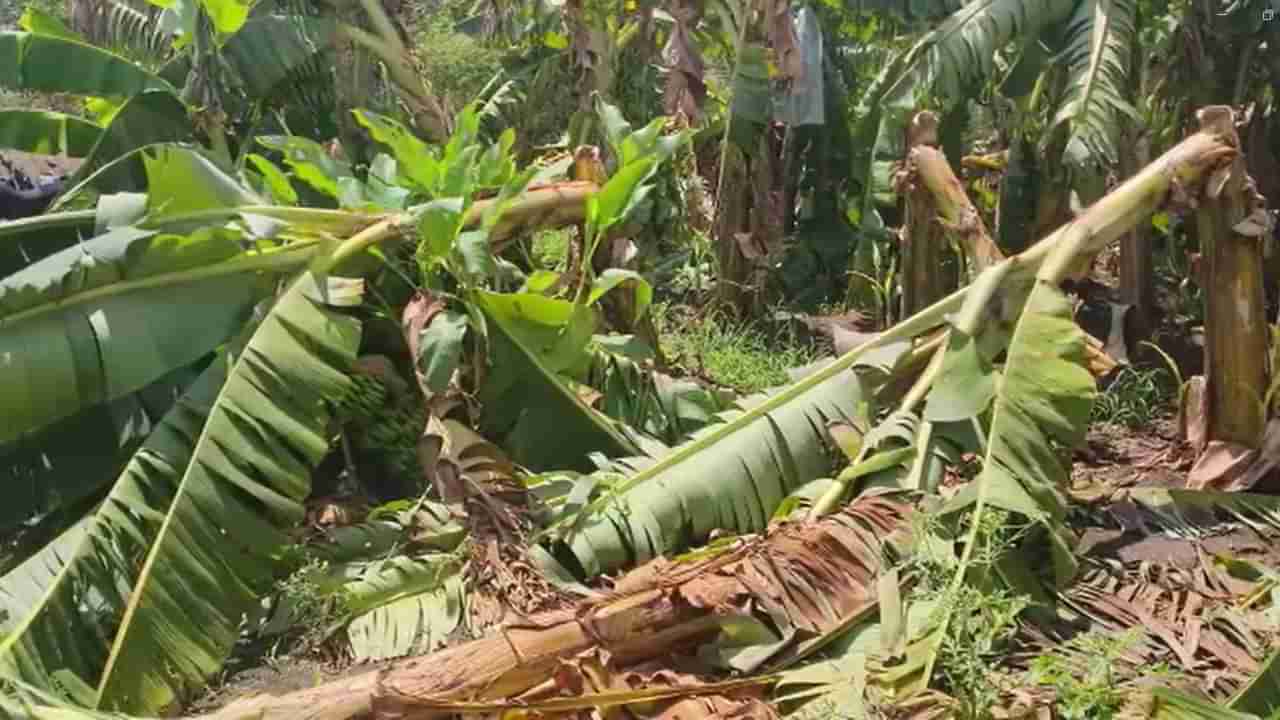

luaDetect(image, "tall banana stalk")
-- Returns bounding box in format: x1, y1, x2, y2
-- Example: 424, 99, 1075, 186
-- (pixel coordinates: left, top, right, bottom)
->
1193, 107, 1270, 450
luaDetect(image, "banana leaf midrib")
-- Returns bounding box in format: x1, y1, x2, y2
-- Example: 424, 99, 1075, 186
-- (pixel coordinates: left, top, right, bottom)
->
0, 241, 319, 328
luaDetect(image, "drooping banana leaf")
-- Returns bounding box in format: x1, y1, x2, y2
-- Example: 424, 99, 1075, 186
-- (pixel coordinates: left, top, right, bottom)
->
0, 110, 103, 157
540, 361, 875, 578
0, 32, 175, 97
936, 277, 1094, 587
59, 91, 193, 196
0, 269, 364, 714
910, 274, 1094, 689
0, 147, 315, 446
219, 15, 338, 100
1051, 0, 1140, 181
474, 290, 638, 472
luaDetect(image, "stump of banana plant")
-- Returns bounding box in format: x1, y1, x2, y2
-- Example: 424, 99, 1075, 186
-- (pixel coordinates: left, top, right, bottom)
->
1192, 107, 1270, 450
896, 112, 953, 317
905, 112, 1005, 278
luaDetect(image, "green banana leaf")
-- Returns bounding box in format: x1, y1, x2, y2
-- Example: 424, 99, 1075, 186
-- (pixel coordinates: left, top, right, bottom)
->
940, 278, 1094, 585
0, 210, 98, 276
0, 269, 364, 714
0, 32, 175, 97
0, 146, 312, 446
542, 362, 874, 578
474, 290, 638, 472
1151, 688, 1262, 720
60, 91, 193, 196
0, 359, 209, 533
1052, 0, 1141, 175
220, 15, 338, 99
341, 554, 466, 662
0, 110, 102, 157
911, 275, 1094, 689
1232, 650, 1280, 716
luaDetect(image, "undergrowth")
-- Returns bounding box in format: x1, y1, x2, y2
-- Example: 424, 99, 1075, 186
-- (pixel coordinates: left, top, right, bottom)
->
897, 509, 1033, 720
1091, 364, 1176, 429
265, 558, 350, 659
1029, 629, 1142, 720
651, 302, 819, 392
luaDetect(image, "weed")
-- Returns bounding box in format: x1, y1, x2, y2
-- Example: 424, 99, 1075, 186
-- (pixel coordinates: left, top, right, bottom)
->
1091, 364, 1175, 429
896, 507, 1034, 712
267, 558, 350, 657
1028, 628, 1144, 720
528, 228, 572, 272
651, 303, 819, 392
936, 584, 1027, 719
899, 508, 1034, 720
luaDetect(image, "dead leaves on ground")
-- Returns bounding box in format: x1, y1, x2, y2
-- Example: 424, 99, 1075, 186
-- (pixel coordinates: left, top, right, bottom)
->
1020, 559, 1278, 704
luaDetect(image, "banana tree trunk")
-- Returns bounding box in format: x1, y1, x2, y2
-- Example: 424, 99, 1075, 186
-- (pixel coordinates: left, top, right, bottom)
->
481, 181, 600, 251
897, 113, 951, 316
907, 113, 1004, 276
199, 497, 910, 720
897, 111, 1003, 316
996, 136, 1039, 254
714, 143, 755, 312
1193, 108, 1269, 449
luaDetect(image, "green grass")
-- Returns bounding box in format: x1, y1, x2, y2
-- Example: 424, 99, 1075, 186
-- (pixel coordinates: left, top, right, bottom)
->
1091, 364, 1177, 429
652, 303, 819, 393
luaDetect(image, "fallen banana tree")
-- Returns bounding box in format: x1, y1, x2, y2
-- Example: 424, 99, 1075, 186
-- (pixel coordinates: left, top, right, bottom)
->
539, 105, 1238, 586
197, 494, 911, 720
0, 131, 611, 714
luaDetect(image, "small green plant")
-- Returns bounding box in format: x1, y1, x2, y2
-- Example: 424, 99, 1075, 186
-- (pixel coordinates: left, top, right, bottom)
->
268, 558, 351, 656
936, 584, 1027, 719
1029, 628, 1143, 720
899, 509, 1033, 720
528, 228, 572, 271
1091, 364, 1176, 429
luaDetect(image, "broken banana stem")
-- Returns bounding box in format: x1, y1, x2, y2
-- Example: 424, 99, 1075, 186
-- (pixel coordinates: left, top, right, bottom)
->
803, 119, 1236, 520
809, 335, 950, 519
319, 181, 604, 273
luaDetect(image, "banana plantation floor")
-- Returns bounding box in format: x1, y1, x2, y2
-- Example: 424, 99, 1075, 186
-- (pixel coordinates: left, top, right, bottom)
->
184, 403, 1280, 717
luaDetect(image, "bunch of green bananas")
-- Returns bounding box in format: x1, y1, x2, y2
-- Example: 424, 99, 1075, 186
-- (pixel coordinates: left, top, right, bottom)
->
332, 371, 427, 491
332, 372, 391, 425
360, 401, 427, 481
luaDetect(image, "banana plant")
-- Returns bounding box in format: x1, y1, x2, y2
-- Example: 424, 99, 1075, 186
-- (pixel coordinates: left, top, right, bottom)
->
847, 0, 1146, 238
0, 94, 639, 710
0, 0, 450, 198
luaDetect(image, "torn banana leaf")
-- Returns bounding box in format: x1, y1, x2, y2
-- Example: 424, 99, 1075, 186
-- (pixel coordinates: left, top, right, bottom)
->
0, 272, 364, 714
